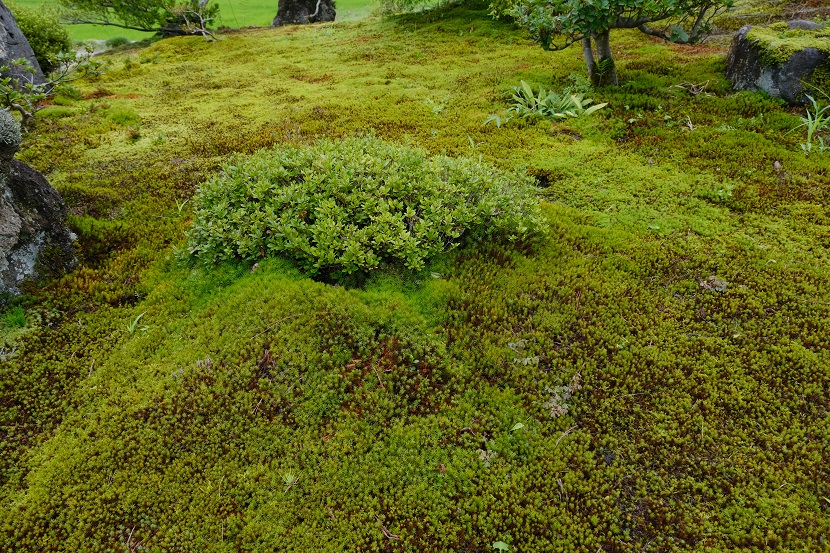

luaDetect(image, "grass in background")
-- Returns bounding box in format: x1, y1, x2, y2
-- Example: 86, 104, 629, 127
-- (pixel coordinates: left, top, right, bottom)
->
12, 0, 376, 41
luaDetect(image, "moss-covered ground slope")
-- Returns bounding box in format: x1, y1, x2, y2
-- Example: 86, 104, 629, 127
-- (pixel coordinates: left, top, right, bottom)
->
2, 4, 829, 551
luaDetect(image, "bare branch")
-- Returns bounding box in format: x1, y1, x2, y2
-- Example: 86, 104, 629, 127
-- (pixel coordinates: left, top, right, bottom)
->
543, 33, 587, 52
61, 15, 160, 33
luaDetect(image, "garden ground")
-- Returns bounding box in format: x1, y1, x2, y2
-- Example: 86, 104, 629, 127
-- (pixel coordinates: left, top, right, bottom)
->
1, 2, 829, 551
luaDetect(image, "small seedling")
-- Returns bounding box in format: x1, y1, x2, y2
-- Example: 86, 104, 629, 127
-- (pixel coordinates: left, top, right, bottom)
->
484, 114, 508, 128
426, 96, 449, 115
126, 312, 148, 334
281, 470, 298, 493
493, 541, 509, 551
2, 306, 26, 328
792, 94, 829, 155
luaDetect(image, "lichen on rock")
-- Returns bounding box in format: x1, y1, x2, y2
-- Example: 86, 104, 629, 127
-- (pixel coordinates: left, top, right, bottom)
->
0, 110, 76, 295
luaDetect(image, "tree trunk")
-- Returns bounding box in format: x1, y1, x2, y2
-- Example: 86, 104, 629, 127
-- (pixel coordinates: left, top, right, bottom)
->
581, 37, 597, 81
590, 30, 618, 86
271, 0, 335, 26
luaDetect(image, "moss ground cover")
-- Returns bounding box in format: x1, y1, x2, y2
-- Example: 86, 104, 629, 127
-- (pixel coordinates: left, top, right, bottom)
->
1, 3, 830, 550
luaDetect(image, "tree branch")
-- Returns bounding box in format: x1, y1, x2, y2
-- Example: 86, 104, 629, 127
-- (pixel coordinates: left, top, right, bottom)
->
61, 16, 158, 33
543, 33, 586, 52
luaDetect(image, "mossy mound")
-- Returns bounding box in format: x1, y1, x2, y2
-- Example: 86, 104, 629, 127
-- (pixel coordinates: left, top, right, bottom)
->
745, 21, 830, 64
727, 21, 830, 103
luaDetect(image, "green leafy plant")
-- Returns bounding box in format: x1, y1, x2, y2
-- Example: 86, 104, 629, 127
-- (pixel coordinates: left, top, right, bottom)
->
426, 96, 449, 115
281, 470, 299, 493
0, 346, 17, 361
186, 135, 547, 280
7, 1, 73, 74
486, 80, 607, 126
2, 306, 27, 329
794, 94, 830, 155
374, 0, 433, 15
126, 311, 147, 334
0, 50, 99, 126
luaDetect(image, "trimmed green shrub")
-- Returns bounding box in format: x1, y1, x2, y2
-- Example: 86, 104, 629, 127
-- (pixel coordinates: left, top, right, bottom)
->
374, 0, 435, 14
186, 135, 547, 279
6, 1, 73, 74
104, 36, 131, 48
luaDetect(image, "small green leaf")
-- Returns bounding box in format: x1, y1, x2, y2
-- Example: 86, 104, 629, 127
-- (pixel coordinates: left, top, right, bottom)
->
510, 422, 525, 432
520, 80, 534, 101
493, 541, 509, 551
584, 102, 607, 115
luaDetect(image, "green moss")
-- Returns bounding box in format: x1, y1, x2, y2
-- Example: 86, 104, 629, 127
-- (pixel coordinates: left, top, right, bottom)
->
714, 0, 793, 31
1, 5, 830, 552
806, 63, 830, 95
746, 23, 830, 65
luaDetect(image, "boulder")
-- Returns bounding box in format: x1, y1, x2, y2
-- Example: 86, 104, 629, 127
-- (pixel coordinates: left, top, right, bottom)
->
0, 0, 45, 85
271, 0, 335, 27
726, 21, 830, 105
0, 110, 75, 296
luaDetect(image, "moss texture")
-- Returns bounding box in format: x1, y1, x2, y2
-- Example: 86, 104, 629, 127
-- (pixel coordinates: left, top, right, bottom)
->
746, 22, 830, 64
0, 4, 829, 551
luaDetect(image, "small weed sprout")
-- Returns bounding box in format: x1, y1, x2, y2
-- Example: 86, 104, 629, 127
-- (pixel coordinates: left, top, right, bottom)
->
793, 94, 829, 155
426, 96, 449, 115
477, 448, 497, 466
2, 306, 27, 328
543, 371, 582, 418
281, 470, 298, 493
126, 311, 147, 334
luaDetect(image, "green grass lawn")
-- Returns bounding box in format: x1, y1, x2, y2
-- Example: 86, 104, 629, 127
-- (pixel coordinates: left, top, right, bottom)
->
1, 2, 829, 551
12, 0, 376, 41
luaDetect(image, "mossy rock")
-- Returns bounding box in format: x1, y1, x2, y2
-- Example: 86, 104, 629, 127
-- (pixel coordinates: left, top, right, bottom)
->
726, 21, 830, 104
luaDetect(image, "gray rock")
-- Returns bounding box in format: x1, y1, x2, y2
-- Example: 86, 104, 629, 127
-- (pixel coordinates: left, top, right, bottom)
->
271, 0, 335, 27
788, 20, 824, 31
726, 23, 830, 105
0, 112, 75, 296
0, 0, 45, 85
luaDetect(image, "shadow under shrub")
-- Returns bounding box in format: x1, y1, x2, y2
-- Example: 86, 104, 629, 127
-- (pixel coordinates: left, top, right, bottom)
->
185, 135, 547, 281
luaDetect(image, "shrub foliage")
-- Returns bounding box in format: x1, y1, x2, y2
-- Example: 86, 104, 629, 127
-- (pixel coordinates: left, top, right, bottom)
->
7, 1, 72, 74
187, 135, 547, 278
